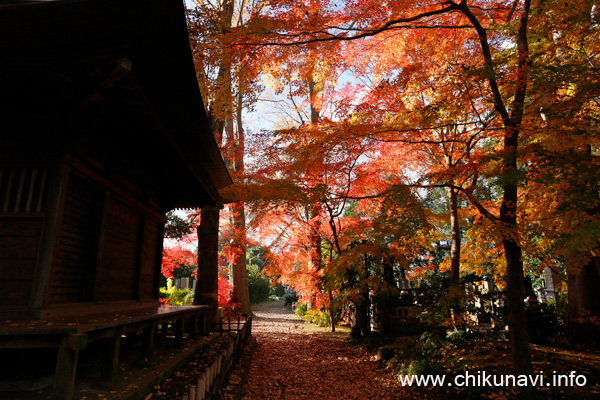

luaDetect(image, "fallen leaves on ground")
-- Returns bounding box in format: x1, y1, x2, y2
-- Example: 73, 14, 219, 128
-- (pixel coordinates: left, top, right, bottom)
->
241, 302, 404, 400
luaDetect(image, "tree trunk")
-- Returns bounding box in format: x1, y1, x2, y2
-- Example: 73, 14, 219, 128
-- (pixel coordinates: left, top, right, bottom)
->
562, 147, 600, 341
500, 127, 533, 376
230, 201, 251, 315
357, 253, 372, 338
502, 236, 532, 375
328, 288, 335, 333
308, 78, 323, 306
194, 206, 221, 325
355, 298, 371, 338
449, 187, 461, 282
567, 257, 600, 343
229, 91, 251, 315
567, 257, 600, 317
309, 203, 322, 270
459, 0, 533, 376
562, 198, 600, 324
496, 121, 537, 379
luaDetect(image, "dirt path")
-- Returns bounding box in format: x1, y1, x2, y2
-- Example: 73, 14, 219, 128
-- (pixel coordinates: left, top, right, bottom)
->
241, 302, 404, 400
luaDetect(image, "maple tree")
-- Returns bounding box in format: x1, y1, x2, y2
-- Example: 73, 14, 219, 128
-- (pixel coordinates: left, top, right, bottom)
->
523, 1, 600, 340
187, 0, 269, 316
233, 0, 540, 376
161, 246, 197, 280
182, 0, 600, 379
161, 213, 233, 307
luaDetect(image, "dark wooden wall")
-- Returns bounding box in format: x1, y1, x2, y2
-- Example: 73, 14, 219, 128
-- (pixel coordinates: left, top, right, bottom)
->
0, 160, 166, 317
51, 174, 101, 304
98, 197, 141, 301
0, 167, 48, 306
140, 218, 163, 300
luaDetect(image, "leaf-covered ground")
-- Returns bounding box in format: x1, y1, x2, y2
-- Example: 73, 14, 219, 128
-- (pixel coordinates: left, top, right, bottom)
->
240, 302, 404, 399
236, 302, 600, 400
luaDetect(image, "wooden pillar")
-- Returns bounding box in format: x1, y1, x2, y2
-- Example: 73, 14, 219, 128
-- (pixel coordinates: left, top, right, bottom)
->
153, 222, 164, 300
52, 333, 87, 400
189, 312, 198, 339
194, 206, 220, 326
141, 322, 156, 361
93, 192, 110, 303
134, 214, 147, 300
31, 167, 68, 310
101, 327, 122, 382
175, 318, 184, 347
158, 322, 168, 339
199, 309, 206, 335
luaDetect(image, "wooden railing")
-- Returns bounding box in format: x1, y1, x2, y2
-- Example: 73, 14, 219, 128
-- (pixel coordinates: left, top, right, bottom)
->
207, 315, 252, 333
181, 316, 252, 400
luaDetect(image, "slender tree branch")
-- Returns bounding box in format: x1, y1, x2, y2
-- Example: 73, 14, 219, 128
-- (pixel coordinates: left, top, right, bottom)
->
506, 0, 520, 22
510, 0, 531, 125
456, 1, 511, 126
249, 3, 461, 46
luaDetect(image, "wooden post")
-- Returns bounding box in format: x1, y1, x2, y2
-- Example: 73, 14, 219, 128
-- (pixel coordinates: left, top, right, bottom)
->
210, 361, 216, 385
92, 192, 110, 303
160, 322, 168, 338
216, 355, 222, 386
30, 167, 68, 310
141, 322, 156, 360
101, 327, 122, 382
153, 222, 164, 301
52, 333, 87, 400
189, 311, 198, 339
194, 206, 220, 325
134, 214, 147, 300
197, 375, 205, 400
175, 318, 184, 347
200, 308, 206, 335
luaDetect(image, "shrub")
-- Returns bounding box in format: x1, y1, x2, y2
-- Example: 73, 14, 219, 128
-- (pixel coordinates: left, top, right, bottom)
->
396, 332, 444, 361
446, 328, 481, 345
398, 358, 441, 376
284, 293, 298, 307
364, 332, 390, 351
378, 345, 395, 361
525, 302, 565, 345
303, 309, 314, 323
295, 302, 308, 316
349, 324, 362, 345
247, 264, 270, 304
159, 278, 194, 305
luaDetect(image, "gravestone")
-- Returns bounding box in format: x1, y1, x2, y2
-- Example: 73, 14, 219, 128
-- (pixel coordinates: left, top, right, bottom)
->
542, 267, 556, 303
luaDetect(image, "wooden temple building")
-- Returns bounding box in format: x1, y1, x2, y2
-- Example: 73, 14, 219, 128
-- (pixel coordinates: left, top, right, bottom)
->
0, 0, 231, 398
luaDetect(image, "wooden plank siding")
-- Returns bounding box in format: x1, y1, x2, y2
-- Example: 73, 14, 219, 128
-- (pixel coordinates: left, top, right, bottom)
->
97, 197, 141, 301
51, 175, 101, 304
1, 164, 165, 313
0, 167, 49, 306
0, 219, 42, 305
139, 219, 162, 299
0, 167, 48, 213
